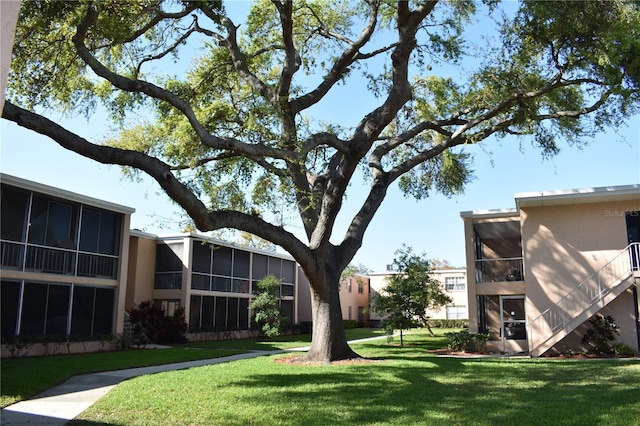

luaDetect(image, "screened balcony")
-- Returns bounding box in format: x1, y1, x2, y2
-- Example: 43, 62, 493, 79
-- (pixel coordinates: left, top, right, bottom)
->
473, 220, 524, 283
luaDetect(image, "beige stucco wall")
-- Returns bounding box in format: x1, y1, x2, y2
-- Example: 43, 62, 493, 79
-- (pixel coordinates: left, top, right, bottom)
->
367, 270, 468, 323
522, 200, 637, 320
522, 200, 639, 352
125, 234, 157, 310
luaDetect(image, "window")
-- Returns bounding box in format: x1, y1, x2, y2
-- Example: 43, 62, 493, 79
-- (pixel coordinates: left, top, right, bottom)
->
358, 281, 364, 294
28, 196, 78, 248
155, 243, 183, 289
446, 305, 467, 319
233, 250, 250, 279
155, 299, 181, 316
348, 306, 353, 320
79, 208, 121, 255
71, 285, 115, 338
358, 307, 365, 321
445, 276, 466, 291
1, 186, 29, 242
1, 281, 20, 339
212, 246, 232, 276
346, 280, 352, 293
192, 242, 212, 273
268, 257, 281, 280
252, 254, 268, 280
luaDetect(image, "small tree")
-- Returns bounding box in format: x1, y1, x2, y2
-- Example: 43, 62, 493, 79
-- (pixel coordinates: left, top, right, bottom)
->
250, 275, 289, 338
373, 246, 452, 345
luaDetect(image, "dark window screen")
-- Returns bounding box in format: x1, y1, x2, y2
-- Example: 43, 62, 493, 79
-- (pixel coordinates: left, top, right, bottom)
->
21, 282, 47, 335
71, 286, 94, 337
192, 242, 212, 273
79, 209, 100, 252
1, 187, 29, 242
202, 296, 214, 330
215, 297, 227, 328
93, 288, 114, 335
268, 257, 281, 279
1, 281, 21, 338
212, 247, 232, 276
252, 254, 268, 280
46, 284, 70, 335
227, 297, 239, 329
156, 243, 183, 272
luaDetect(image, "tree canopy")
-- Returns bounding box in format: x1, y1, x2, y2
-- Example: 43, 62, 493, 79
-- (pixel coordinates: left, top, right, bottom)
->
3, 0, 639, 362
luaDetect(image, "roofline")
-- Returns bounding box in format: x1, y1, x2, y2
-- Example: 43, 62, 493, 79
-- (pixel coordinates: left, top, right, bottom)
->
1, 173, 135, 214
516, 184, 640, 208
459, 208, 519, 219
156, 232, 296, 260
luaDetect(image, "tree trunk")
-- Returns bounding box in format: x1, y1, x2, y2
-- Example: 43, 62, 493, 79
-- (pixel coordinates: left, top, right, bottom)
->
302, 271, 360, 363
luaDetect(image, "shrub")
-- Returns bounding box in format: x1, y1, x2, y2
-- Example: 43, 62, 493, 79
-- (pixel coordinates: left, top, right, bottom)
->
428, 319, 469, 329
613, 342, 636, 357
343, 320, 357, 329
445, 330, 490, 352
581, 314, 619, 355
127, 301, 188, 344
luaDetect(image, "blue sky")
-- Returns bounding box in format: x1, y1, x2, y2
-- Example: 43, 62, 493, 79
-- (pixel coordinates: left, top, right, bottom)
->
2, 1, 639, 271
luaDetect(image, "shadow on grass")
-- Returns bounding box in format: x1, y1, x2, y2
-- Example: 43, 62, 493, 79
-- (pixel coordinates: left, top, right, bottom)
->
223, 354, 640, 425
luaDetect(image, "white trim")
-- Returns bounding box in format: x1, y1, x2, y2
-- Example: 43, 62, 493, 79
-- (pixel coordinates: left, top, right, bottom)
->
516, 184, 640, 208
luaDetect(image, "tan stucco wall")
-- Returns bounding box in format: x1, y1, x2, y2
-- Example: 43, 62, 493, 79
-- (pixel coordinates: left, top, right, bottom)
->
125, 234, 157, 310
339, 276, 370, 321
367, 270, 468, 322
522, 200, 638, 321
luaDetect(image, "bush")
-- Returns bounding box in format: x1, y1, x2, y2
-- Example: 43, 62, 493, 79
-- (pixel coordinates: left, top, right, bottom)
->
613, 342, 636, 357
343, 320, 357, 329
428, 319, 469, 329
581, 314, 619, 355
127, 301, 188, 344
445, 330, 489, 352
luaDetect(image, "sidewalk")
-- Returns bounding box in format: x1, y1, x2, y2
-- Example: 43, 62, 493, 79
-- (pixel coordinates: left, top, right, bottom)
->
0, 348, 300, 425
2, 338, 405, 425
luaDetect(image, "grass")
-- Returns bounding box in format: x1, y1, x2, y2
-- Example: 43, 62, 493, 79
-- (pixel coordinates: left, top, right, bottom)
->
63, 330, 639, 426
0, 328, 385, 408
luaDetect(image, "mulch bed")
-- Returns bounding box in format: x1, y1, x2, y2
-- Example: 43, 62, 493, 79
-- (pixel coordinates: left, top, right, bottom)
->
275, 355, 384, 366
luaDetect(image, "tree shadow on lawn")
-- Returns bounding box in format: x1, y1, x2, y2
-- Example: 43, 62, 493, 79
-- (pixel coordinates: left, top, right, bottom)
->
225, 354, 640, 426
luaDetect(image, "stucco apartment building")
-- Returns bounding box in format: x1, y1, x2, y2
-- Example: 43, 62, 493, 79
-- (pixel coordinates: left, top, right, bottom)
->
339, 275, 370, 324
461, 185, 640, 356
368, 268, 469, 327
0, 174, 312, 353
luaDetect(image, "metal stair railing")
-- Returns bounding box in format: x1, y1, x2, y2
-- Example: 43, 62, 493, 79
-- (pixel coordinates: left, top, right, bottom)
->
527, 242, 639, 355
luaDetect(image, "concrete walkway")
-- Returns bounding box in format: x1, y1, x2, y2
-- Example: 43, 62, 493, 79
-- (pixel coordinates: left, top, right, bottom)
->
0, 347, 305, 426
3, 338, 414, 425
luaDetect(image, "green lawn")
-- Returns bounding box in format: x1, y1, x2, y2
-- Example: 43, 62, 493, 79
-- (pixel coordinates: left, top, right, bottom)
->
67, 330, 639, 426
0, 328, 386, 408
4, 329, 639, 425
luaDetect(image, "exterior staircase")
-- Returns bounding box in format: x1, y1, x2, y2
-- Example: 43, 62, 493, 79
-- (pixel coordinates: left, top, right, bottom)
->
527, 242, 640, 357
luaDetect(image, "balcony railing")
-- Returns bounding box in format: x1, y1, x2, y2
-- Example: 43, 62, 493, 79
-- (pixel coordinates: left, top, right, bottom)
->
1, 240, 118, 279
475, 257, 524, 283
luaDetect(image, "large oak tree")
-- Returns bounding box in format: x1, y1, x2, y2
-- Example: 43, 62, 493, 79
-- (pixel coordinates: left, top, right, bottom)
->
3, 0, 639, 362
